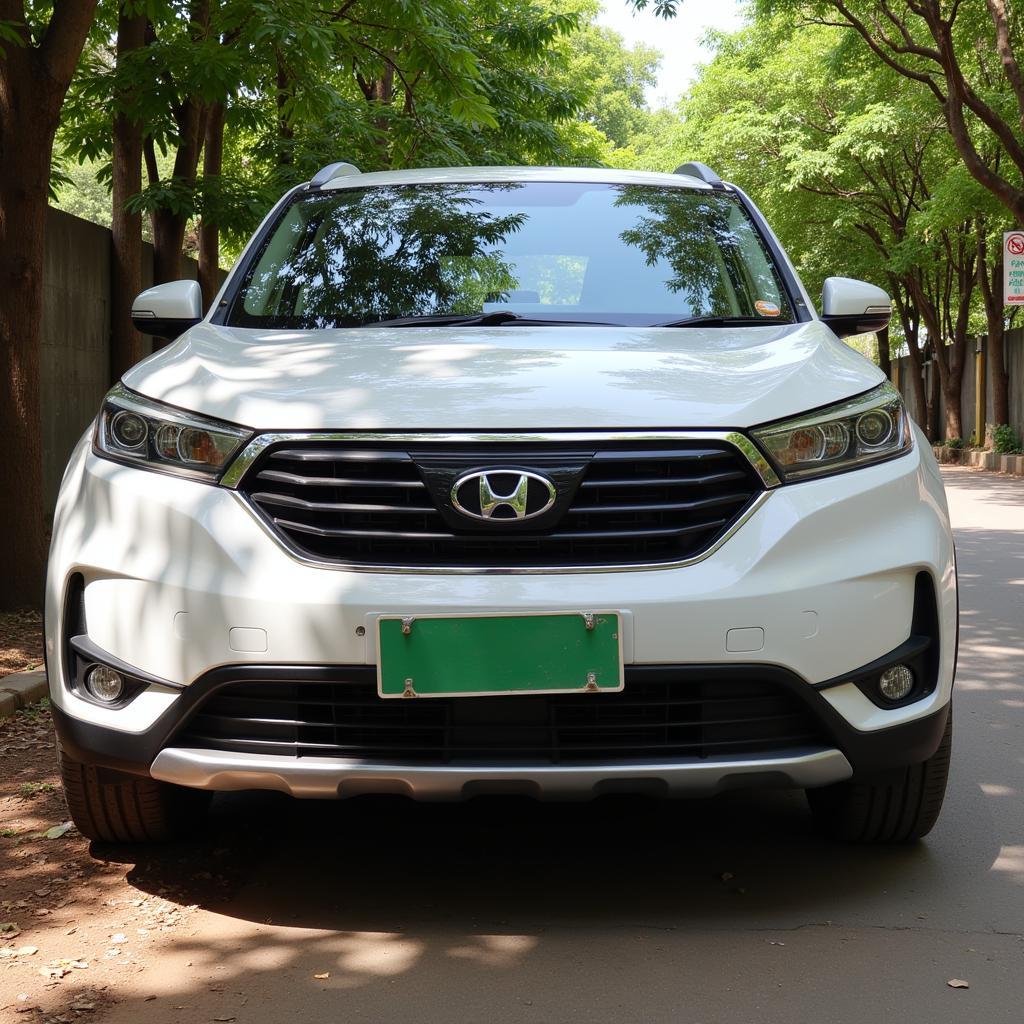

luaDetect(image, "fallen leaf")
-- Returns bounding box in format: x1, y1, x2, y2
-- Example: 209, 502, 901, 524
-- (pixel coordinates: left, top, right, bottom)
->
40, 965, 70, 979
314, 972, 330, 980
947, 979, 970, 989
44, 823, 74, 840
0, 945, 38, 958
0, 922, 21, 938
111, 933, 127, 944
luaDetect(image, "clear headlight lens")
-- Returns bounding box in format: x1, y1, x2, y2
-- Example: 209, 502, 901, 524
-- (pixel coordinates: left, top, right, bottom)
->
753, 381, 912, 481
94, 383, 251, 482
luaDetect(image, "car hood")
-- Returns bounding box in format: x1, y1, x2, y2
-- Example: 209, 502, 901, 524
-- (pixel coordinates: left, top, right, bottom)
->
123, 320, 884, 431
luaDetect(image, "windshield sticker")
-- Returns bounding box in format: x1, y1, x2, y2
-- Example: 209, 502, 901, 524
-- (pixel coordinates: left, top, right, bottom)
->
755, 300, 781, 317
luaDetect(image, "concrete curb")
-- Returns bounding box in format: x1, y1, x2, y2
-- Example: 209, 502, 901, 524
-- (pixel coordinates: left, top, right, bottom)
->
933, 446, 1024, 476
0, 668, 48, 722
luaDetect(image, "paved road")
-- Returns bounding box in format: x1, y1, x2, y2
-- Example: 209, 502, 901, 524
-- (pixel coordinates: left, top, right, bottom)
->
104, 467, 1024, 1024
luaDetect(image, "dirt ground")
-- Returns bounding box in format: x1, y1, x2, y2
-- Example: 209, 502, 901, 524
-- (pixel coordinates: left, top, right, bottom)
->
0, 703, 246, 1022
0, 612, 43, 680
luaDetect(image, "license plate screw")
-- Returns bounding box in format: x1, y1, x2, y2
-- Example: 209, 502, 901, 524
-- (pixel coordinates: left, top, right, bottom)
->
584, 672, 599, 692
401, 617, 414, 635
582, 613, 595, 631
402, 677, 416, 697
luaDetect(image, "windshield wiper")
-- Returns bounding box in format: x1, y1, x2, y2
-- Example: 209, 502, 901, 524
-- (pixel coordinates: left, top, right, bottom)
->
359, 310, 616, 328
653, 315, 793, 328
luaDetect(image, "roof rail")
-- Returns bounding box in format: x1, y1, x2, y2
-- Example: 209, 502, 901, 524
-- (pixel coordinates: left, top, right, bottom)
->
674, 161, 725, 189
308, 161, 361, 189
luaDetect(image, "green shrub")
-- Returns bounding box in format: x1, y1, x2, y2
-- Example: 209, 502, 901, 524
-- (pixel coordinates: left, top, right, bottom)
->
991, 424, 1023, 455
945, 437, 964, 449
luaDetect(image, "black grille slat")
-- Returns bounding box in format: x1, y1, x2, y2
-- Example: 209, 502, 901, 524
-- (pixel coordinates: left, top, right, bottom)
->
238, 439, 762, 568
174, 672, 830, 765
257, 470, 429, 489
578, 471, 749, 488
271, 517, 732, 542
566, 493, 751, 515
251, 492, 436, 514
271, 448, 417, 463
188, 711, 809, 734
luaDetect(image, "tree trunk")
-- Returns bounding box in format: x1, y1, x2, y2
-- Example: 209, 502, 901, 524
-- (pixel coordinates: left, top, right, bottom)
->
148, 94, 205, 290
910, 273, 969, 444
876, 325, 892, 379
151, 207, 188, 284
275, 52, 294, 167
910, 355, 929, 440
110, 5, 148, 380
927, 351, 942, 442
978, 237, 1009, 426
940, 372, 963, 441
146, 0, 210, 291
198, 101, 225, 310
0, 125, 51, 610
0, 3, 97, 610
891, 286, 929, 436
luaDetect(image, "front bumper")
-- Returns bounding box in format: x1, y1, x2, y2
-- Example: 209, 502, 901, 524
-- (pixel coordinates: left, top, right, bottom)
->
147, 748, 852, 799
46, 426, 957, 797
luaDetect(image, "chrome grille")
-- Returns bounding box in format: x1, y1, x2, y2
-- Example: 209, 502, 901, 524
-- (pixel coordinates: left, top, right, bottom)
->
236, 438, 764, 569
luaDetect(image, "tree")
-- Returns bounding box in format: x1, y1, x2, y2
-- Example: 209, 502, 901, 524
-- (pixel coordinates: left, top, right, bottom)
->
631, 16, 990, 438
561, 16, 660, 150
111, 2, 147, 377
63, 0, 595, 316
649, 0, 1024, 227
812, 0, 1024, 228
0, 0, 97, 610
977, 227, 1008, 427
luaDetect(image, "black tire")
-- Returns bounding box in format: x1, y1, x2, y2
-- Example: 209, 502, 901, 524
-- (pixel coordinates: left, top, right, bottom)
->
807, 705, 952, 843
58, 741, 209, 843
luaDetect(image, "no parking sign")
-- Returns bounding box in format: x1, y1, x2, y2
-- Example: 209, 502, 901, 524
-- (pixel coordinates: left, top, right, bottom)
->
1006, 231, 1024, 305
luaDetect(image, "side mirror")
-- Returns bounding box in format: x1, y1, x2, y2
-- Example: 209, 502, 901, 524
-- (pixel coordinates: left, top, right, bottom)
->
131, 280, 203, 340
821, 277, 891, 338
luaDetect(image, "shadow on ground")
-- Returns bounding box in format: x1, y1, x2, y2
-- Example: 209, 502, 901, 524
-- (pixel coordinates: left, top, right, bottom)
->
71, 779, 1018, 1023
107, 787, 956, 932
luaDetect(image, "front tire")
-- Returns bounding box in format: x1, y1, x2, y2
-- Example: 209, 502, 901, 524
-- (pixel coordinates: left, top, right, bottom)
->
807, 706, 952, 843
58, 741, 209, 843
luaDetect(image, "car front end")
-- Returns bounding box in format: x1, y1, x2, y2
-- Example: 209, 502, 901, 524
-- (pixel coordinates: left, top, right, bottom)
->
46, 166, 957, 843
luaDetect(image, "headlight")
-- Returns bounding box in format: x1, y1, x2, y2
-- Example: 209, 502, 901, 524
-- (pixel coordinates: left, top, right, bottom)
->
752, 381, 912, 482
94, 383, 251, 482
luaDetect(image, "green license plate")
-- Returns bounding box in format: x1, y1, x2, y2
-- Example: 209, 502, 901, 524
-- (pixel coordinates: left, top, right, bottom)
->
377, 611, 623, 698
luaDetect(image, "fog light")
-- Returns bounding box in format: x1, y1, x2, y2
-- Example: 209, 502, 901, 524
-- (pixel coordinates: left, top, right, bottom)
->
879, 664, 914, 701
85, 665, 124, 703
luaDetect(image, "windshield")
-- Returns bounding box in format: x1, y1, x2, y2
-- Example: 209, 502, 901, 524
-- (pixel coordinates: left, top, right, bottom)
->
227, 181, 794, 329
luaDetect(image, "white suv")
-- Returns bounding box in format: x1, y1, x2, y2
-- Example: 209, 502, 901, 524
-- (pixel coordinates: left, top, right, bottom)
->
46, 164, 956, 844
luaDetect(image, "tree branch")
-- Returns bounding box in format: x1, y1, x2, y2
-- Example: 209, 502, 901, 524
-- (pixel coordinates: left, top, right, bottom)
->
985, 0, 1024, 133
39, 0, 98, 90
